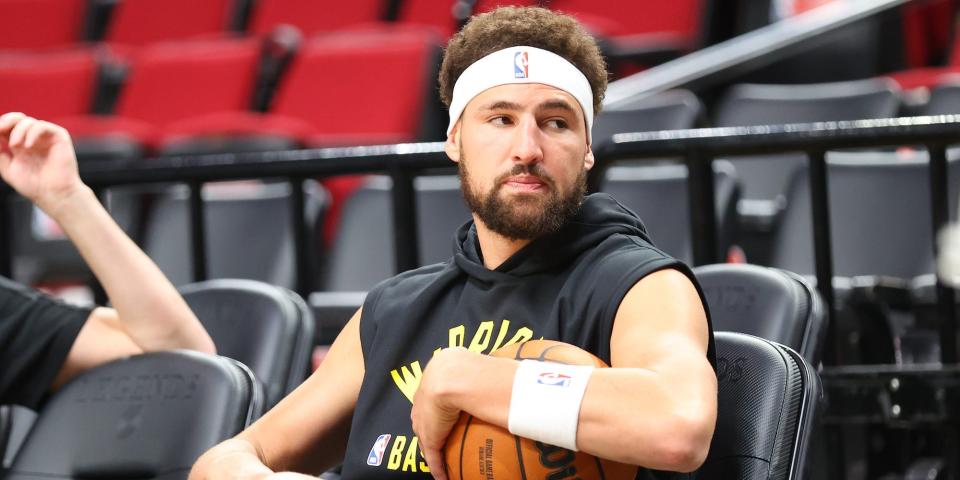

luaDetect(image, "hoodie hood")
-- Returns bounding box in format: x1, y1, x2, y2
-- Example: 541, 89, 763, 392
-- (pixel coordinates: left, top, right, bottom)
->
453, 193, 653, 282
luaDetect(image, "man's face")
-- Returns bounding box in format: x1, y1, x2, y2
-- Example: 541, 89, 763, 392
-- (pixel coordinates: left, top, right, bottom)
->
446, 83, 594, 241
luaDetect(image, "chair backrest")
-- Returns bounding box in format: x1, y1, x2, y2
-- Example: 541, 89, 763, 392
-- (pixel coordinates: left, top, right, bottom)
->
599, 160, 740, 264
546, 0, 705, 46
694, 263, 827, 364
141, 180, 326, 289
396, 0, 460, 37
0, 0, 86, 49
270, 28, 441, 142
5, 351, 262, 480
696, 332, 821, 480
713, 79, 901, 202
592, 89, 702, 151
770, 150, 960, 279
325, 175, 470, 291
105, 0, 235, 46
918, 80, 960, 116
308, 291, 366, 345
248, 0, 385, 36
0, 405, 37, 470
115, 38, 262, 126
179, 279, 314, 407
0, 50, 98, 119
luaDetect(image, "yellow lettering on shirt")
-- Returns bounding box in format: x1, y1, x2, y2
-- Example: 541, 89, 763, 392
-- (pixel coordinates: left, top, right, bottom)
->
390, 362, 423, 403
388, 435, 406, 470
467, 321, 493, 352
449, 324, 465, 347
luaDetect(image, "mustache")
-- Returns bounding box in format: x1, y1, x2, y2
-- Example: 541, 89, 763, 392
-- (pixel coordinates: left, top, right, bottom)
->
494, 164, 556, 189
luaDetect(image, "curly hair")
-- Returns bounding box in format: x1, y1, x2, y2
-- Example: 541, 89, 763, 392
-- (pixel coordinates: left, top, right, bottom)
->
438, 6, 608, 117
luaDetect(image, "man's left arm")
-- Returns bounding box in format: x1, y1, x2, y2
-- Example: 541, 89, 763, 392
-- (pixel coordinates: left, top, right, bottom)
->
413, 268, 717, 478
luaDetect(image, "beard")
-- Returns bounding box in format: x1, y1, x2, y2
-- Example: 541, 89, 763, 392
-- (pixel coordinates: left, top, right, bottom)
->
458, 152, 587, 241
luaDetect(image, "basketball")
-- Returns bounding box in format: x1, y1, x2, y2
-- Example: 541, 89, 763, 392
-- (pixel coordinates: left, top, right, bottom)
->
443, 339, 638, 480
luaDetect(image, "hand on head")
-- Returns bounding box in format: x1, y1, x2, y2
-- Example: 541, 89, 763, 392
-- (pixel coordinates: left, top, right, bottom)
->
0, 112, 83, 215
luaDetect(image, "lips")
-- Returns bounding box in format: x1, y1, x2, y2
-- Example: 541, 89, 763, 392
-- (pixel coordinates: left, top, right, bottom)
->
502, 175, 546, 192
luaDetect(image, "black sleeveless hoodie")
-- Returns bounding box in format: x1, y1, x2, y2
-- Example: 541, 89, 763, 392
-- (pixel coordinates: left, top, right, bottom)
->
339, 193, 715, 479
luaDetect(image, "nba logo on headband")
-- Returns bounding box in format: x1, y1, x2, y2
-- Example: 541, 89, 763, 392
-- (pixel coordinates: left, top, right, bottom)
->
514, 51, 529, 78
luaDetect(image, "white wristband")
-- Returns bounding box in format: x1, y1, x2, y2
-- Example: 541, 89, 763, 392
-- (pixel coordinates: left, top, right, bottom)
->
507, 360, 594, 451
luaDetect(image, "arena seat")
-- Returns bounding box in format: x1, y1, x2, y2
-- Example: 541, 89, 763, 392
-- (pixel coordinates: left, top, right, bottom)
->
57, 37, 263, 158
713, 79, 902, 203
0, 0, 87, 50
179, 279, 314, 407
0, 50, 98, 120
599, 161, 740, 265
770, 150, 959, 279
0, 405, 36, 470
103, 0, 237, 49
247, 0, 385, 36
695, 263, 827, 364
591, 89, 703, 151
324, 175, 470, 291
696, 332, 821, 480
138, 181, 327, 290
4, 351, 262, 480
916, 80, 960, 115
308, 291, 366, 345
396, 0, 463, 38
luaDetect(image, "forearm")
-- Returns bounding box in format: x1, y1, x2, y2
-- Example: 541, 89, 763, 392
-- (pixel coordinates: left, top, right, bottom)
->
44, 185, 214, 353
190, 438, 274, 480
441, 350, 715, 471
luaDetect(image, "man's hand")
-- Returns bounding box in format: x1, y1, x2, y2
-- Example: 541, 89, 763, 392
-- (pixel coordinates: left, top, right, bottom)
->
411, 347, 473, 480
0, 112, 83, 217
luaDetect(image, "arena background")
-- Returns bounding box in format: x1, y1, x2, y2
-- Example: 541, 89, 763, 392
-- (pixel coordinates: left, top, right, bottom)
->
1, 0, 960, 478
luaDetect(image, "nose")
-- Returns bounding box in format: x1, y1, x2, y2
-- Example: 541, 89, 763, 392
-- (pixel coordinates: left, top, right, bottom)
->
509, 116, 543, 165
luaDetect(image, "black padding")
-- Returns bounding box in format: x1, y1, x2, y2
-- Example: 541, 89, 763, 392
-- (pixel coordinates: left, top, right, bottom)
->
592, 89, 702, 149
919, 81, 960, 116
1, 405, 37, 469
179, 279, 314, 407
325, 175, 471, 291
308, 291, 366, 345
713, 79, 900, 202
6, 351, 261, 480
696, 332, 821, 480
600, 160, 740, 264
695, 264, 827, 364
770, 151, 960, 279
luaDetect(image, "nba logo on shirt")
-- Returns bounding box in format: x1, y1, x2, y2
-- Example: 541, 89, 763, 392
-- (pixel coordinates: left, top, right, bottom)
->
367, 434, 391, 466
514, 51, 529, 78
537, 372, 572, 387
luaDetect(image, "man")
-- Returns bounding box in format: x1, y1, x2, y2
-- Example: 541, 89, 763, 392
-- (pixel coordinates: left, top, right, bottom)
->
191, 7, 717, 480
0, 112, 216, 410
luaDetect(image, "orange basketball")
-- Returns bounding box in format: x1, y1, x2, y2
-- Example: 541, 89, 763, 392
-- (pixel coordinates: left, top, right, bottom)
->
443, 339, 638, 480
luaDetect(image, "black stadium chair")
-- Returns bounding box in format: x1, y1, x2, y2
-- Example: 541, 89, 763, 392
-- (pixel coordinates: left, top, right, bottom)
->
0, 405, 36, 470
600, 161, 740, 265
308, 291, 367, 345
4, 351, 262, 480
179, 279, 315, 408
591, 89, 703, 150
695, 332, 822, 480
695, 263, 827, 365
324, 175, 471, 291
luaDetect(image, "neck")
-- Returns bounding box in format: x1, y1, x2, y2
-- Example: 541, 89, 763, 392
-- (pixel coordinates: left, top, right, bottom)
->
473, 216, 533, 269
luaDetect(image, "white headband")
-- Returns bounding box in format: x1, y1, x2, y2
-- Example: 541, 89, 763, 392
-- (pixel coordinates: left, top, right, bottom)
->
447, 46, 594, 143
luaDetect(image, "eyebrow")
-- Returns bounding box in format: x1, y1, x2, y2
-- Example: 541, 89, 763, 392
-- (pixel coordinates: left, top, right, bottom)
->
477, 99, 578, 115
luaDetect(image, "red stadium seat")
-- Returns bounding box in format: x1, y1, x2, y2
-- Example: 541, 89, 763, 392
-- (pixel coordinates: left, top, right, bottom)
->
396, 0, 462, 38
58, 38, 262, 152
104, 0, 235, 48
248, 0, 385, 36
547, 0, 703, 50
0, 0, 86, 50
0, 50, 98, 119
471, 0, 537, 14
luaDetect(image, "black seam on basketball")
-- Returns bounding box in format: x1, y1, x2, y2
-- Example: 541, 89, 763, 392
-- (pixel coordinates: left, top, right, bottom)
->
538, 345, 572, 364
514, 341, 529, 360
594, 455, 606, 480
459, 416, 473, 480
515, 434, 528, 480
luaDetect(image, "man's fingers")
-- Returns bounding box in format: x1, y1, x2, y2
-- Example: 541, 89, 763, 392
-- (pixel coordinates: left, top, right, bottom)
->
23, 120, 57, 149
423, 447, 447, 480
8, 116, 37, 148
0, 112, 27, 137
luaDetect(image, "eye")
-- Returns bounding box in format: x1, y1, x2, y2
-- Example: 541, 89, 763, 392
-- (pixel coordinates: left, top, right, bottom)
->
545, 118, 569, 130
489, 115, 513, 126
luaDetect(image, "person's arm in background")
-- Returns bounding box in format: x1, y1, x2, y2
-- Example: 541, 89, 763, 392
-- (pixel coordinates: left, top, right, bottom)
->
0, 112, 216, 388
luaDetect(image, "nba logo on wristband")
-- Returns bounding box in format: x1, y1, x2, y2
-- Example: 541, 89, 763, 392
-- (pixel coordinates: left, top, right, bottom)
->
514, 51, 529, 78
537, 372, 572, 387
367, 434, 391, 466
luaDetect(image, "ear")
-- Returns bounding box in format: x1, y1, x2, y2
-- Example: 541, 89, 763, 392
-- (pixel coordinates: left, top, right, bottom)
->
445, 121, 461, 163
584, 145, 595, 170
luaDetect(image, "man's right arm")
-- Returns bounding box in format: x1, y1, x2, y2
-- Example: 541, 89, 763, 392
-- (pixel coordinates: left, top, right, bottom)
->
191, 308, 366, 479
